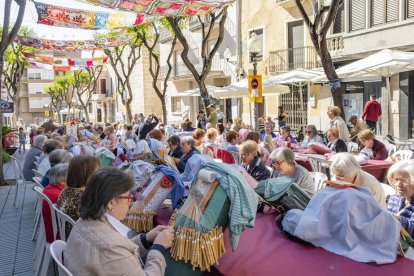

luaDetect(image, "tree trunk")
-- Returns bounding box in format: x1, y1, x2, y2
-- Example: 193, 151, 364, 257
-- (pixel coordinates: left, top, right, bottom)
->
125, 100, 132, 123
161, 97, 168, 125
83, 106, 90, 123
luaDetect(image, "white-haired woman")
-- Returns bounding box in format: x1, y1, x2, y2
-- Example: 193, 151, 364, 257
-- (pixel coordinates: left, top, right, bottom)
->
330, 153, 386, 208
387, 160, 414, 238
270, 147, 315, 194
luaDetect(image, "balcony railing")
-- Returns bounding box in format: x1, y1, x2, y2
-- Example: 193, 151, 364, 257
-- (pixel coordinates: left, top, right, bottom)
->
171, 54, 232, 79
269, 46, 319, 74
189, 14, 212, 31
159, 29, 173, 43
327, 34, 344, 52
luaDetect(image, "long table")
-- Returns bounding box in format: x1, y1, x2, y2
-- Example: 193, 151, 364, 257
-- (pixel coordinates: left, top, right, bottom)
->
155, 207, 414, 275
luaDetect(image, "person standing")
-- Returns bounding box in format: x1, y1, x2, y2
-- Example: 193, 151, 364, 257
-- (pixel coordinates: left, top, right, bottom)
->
18, 128, 27, 153
216, 107, 225, 123
276, 106, 288, 129
362, 94, 382, 131
196, 110, 207, 130
327, 106, 350, 142
136, 114, 159, 140
207, 104, 218, 128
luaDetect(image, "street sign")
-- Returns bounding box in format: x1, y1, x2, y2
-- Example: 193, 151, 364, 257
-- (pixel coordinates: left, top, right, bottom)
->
0, 99, 14, 113
248, 75, 262, 103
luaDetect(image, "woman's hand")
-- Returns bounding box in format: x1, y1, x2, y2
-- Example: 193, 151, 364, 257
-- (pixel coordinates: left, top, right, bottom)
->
153, 227, 175, 249
146, 225, 169, 242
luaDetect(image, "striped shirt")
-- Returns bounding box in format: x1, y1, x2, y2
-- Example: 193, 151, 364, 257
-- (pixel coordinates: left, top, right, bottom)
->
23, 146, 42, 181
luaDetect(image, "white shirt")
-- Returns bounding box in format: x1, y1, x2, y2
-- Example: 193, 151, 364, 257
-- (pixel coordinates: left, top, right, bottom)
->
38, 158, 51, 175
104, 213, 130, 237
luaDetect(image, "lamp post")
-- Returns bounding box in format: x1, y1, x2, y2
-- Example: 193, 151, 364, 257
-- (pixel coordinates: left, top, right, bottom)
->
247, 31, 261, 131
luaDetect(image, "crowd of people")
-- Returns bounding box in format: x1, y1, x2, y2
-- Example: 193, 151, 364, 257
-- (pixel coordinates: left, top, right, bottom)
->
19, 98, 413, 274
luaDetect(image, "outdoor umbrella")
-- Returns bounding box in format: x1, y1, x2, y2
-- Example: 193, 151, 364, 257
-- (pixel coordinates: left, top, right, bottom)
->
180, 85, 221, 97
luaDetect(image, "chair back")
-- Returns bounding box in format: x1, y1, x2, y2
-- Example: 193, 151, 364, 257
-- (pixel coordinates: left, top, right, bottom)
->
215, 148, 235, 164
33, 168, 44, 178
347, 142, 359, 152
50, 240, 74, 276
309, 172, 328, 191
34, 186, 58, 242
230, 151, 241, 165
33, 177, 43, 189
393, 150, 413, 160
385, 143, 397, 156
10, 156, 24, 181
53, 205, 75, 242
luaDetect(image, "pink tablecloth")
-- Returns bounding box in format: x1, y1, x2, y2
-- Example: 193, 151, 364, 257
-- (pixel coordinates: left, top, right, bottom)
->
155, 208, 414, 276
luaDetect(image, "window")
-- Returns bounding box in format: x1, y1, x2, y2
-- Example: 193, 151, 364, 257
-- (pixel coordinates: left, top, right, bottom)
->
333, 3, 345, 33
171, 97, 181, 113
406, 0, 414, 18
350, 0, 366, 31
371, 0, 399, 26
28, 83, 48, 94
100, 79, 106, 94
29, 97, 50, 109
88, 102, 93, 113
28, 72, 41, 80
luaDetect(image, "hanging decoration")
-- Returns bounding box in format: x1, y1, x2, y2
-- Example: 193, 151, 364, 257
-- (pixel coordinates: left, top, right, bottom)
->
15, 34, 129, 51
29, 61, 81, 71
74, 0, 234, 16
22, 52, 108, 67
34, 1, 160, 30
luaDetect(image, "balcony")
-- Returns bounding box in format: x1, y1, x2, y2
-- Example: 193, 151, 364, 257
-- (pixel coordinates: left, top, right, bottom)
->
159, 29, 173, 43
92, 90, 114, 101
172, 55, 232, 80
327, 34, 344, 52
275, 0, 297, 8
188, 14, 213, 32
269, 46, 319, 74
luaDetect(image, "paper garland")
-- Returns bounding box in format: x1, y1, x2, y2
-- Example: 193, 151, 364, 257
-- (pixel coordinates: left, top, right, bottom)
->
23, 52, 108, 67
75, 0, 234, 16
34, 1, 161, 30
29, 61, 81, 71
15, 35, 129, 51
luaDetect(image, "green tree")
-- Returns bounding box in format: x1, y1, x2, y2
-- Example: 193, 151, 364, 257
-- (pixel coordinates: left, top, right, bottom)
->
44, 82, 65, 123
56, 74, 75, 122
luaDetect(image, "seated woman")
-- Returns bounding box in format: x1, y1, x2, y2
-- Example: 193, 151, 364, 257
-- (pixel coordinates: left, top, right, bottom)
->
230, 118, 244, 132
65, 167, 174, 275
387, 160, 414, 238
330, 153, 386, 208
221, 130, 239, 153
192, 128, 205, 147
42, 163, 68, 243
40, 149, 73, 187
326, 128, 347, 153
358, 129, 388, 160
302, 125, 324, 147
216, 123, 226, 144
279, 126, 297, 144
167, 135, 183, 159
104, 126, 117, 151
240, 140, 270, 181
57, 156, 100, 239
37, 139, 63, 175
270, 147, 315, 194
246, 131, 271, 166
260, 122, 277, 142
202, 128, 218, 156
173, 137, 200, 173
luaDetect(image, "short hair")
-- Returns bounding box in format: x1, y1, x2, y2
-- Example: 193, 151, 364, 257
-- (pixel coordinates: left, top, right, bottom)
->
97, 126, 103, 132
305, 125, 317, 134
246, 132, 260, 144
193, 128, 205, 140
349, 115, 358, 122
19, 127, 23, 131
186, 121, 193, 128
198, 110, 204, 114
206, 128, 218, 140
269, 147, 295, 166
226, 131, 238, 143
217, 123, 225, 135
105, 126, 114, 133
281, 126, 291, 133
48, 149, 73, 167
33, 135, 47, 148
149, 129, 163, 141
370, 94, 377, 99
358, 129, 375, 141
240, 140, 258, 155
42, 139, 63, 154
49, 163, 69, 186
67, 156, 100, 188
330, 153, 361, 179
205, 123, 213, 129
167, 135, 181, 147
79, 167, 134, 220
327, 128, 339, 138
181, 136, 195, 147
387, 160, 414, 189
328, 106, 341, 116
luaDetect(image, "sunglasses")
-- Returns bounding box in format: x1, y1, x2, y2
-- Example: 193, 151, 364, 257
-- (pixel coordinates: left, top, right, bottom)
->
117, 194, 134, 203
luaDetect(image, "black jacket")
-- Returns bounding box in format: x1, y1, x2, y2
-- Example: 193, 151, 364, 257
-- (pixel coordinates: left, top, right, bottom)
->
136, 117, 159, 140
243, 156, 271, 182
177, 147, 200, 173
328, 139, 348, 153
170, 146, 184, 159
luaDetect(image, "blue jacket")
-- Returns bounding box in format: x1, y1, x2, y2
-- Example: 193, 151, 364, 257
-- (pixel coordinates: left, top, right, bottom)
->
152, 165, 184, 209
242, 156, 270, 182
387, 195, 414, 238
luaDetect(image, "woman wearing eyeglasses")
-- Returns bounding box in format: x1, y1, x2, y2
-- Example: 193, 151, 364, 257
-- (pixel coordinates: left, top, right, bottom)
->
330, 153, 386, 208
65, 167, 174, 275
387, 160, 414, 238
302, 125, 324, 147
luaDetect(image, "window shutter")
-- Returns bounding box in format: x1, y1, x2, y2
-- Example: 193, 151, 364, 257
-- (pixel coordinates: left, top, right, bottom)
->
371, 0, 385, 26
386, 0, 399, 22
333, 4, 345, 33
350, 0, 366, 31
407, 0, 414, 18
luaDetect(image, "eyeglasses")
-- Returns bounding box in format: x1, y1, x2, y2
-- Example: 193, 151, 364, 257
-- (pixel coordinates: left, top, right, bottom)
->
305, 131, 313, 134
117, 194, 134, 203
272, 160, 285, 167
390, 178, 410, 186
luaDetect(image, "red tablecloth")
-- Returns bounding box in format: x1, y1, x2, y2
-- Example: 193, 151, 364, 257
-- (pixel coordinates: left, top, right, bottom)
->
155, 208, 414, 276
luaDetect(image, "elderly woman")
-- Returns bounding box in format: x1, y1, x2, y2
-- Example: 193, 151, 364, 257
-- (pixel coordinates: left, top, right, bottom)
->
358, 129, 388, 160
37, 139, 64, 175
42, 163, 69, 243
302, 125, 324, 147
260, 122, 277, 142
173, 136, 200, 173
327, 106, 350, 142
65, 167, 174, 275
238, 128, 250, 144
23, 134, 47, 181
270, 148, 315, 194
326, 128, 347, 153
387, 160, 414, 237
330, 153, 386, 208
40, 149, 73, 187
279, 126, 297, 144
57, 156, 100, 238
192, 128, 205, 147
240, 140, 270, 181
167, 135, 183, 159
231, 118, 244, 132
222, 130, 239, 153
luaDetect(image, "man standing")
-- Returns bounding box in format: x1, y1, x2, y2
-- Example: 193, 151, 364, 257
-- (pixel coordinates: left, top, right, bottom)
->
362, 94, 382, 131
216, 107, 225, 123
207, 104, 218, 128
196, 110, 207, 130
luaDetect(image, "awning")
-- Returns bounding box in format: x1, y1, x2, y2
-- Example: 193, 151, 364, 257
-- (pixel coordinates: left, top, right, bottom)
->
179, 85, 221, 97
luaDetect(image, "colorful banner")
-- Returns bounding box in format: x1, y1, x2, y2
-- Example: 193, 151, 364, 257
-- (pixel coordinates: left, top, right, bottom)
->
34, 1, 160, 30
248, 75, 263, 103
75, 0, 234, 16
29, 61, 81, 71
23, 52, 108, 67
15, 35, 129, 51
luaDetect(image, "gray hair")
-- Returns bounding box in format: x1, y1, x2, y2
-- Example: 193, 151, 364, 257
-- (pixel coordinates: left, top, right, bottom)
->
49, 149, 73, 167
330, 153, 361, 179
33, 135, 47, 148
387, 160, 414, 189
269, 147, 295, 166
181, 136, 195, 147
49, 163, 69, 186
305, 125, 317, 134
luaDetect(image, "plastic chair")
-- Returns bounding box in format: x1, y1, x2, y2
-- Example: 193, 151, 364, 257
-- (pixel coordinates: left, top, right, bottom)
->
393, 150, 413, 160
215, 148, 235, 164
10, 156, 28, 207
32, 178, 43, 241
385, 143, 397, 156
347, 142, 359, 152
53, 205, 75, 242
50, 240, 74, 276
309, 172, 328, 191
308, 156, 331, 173
33, 168, 44, 178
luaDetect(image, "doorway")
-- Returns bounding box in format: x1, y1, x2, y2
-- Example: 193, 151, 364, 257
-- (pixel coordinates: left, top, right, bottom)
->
97, 108, 102, 122
287, 20, 304, 70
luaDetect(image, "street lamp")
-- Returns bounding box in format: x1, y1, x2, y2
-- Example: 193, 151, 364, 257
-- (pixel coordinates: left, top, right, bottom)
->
223, 46, 237, 64
248, 31, 261, 131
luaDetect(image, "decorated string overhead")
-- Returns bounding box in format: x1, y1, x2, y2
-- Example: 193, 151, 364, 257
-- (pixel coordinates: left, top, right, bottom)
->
29, 61, 82, 71
75, 0, 234, 16
34, 1, 160, 30
23, 52, 108, 66
15, 34, 129, 51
